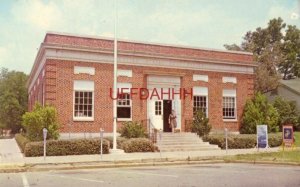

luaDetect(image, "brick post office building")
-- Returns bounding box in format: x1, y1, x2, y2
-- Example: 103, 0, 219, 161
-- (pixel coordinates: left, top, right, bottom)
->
27, 32, 255, 135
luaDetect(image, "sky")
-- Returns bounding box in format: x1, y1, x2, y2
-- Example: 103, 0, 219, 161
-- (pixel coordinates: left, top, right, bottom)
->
0, 0, 299, 74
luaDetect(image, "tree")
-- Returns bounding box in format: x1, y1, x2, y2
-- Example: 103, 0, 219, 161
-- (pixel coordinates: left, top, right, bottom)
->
244, 18, 285, 93
0, 68, 28, 133
191, 110, 211, 136
240, 92, 279, 134
223, 44, 242, 51
273, 96, 299, 130
224, 18, 295, 93
22, 103, 59, 141
279, 25, 300, 79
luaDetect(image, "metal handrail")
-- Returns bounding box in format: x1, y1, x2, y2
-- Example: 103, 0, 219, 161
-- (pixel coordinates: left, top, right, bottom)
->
138, 118, 157, 143
148, 119, 158, 143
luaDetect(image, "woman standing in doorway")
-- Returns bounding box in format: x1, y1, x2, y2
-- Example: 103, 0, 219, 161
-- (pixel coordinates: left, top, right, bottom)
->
169, 110, 177, 133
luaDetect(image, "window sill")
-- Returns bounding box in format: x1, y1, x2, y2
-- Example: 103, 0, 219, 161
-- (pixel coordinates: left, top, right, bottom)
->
223, 119, 238, 122
73, 117, 94, 122
117, 118, 132, 122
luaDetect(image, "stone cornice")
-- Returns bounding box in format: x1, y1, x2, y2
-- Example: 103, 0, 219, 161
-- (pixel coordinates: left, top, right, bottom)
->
44, 43, 257, 67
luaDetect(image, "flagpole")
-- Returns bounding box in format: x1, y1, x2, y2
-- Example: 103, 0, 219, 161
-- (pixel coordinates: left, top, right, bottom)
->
112, 0, 118, 151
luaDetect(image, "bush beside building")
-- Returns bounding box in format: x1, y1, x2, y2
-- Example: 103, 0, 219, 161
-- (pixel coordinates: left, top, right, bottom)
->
203, 133, 282, 149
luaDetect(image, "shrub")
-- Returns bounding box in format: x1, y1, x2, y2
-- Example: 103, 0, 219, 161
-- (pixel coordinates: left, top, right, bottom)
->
22, 103, 59, 141
105, 136, 128, 149
268, 133, 283, 147
191, 110, 211, 137
121, 138, 157, 153
203, 133, 282, 149
240, 92, 279, 134
119, 121, 147, 138
15, 133, 30, 153
24, 138, 109, 157
297, 116, 300, 130
0, 122, 6, 136
273, 96, 300, 130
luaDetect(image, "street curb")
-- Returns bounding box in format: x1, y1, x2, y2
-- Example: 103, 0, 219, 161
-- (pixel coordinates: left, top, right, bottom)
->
1, 156, 300, 173
224, 160, 300, 166
25, 160, 226, 172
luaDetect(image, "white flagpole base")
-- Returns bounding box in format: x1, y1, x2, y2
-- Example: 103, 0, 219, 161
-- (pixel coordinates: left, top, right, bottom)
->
109, 149, 125, 154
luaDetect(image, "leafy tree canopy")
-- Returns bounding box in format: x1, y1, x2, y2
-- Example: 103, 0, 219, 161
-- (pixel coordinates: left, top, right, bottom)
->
240, 92, 279, 134
22, 103, 59, 141
224, 17, 300, 93
273, 96, 300, 130
0, 68, 28, 133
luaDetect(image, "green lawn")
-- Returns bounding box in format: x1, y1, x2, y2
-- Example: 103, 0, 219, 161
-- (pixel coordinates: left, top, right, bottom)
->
223, 131, 300, 164
294, 131, 300, 147
225, 150, 300, 163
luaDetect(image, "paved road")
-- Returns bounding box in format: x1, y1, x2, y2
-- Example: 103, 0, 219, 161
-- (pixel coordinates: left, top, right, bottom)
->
0, 163, 299, 187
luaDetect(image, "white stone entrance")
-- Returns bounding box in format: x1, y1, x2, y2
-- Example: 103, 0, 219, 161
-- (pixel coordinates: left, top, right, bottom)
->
147, 75, 181, 131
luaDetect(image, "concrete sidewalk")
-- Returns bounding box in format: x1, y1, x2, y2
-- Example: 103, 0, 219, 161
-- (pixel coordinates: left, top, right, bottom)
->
0, 138, 280, 164
24, 147, 280, 165
0, 138, 23, 165
0, 138, 282, 172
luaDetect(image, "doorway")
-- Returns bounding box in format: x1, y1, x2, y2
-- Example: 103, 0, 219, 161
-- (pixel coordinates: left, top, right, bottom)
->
163, 100, 172, 132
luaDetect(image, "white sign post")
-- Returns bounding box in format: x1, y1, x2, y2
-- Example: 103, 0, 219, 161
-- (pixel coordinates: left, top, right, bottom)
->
100, 128, 104, 159
257, 125, 268, 151
43, 128, 48, 161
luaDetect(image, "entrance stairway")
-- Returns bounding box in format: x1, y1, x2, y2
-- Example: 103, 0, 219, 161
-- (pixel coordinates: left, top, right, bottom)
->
156, 132, 220, 152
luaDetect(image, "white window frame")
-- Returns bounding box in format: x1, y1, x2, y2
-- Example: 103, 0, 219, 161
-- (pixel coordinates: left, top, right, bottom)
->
73, 80, 95, 121
193, 87, 208, 117
117, 93, 132, 121
222, 89, 237, 121
117, 82, 132, 121
193, 95, 208, 117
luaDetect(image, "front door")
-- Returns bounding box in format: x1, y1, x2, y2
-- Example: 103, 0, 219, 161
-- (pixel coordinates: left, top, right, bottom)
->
151, 100, 163, 130
163, 100, 172, 132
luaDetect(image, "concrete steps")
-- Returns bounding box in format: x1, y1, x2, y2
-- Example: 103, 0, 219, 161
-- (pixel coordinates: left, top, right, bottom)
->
156, 132, 220, 152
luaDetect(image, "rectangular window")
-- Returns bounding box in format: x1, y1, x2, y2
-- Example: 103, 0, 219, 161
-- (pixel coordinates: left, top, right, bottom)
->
193, 96, 207, 116
155, 101, 162, 115
222, 89, 236, 120
193, 87, 208, 117
117, 93, 131, 119
73, 80, 94, 121
74, 91, 93, 118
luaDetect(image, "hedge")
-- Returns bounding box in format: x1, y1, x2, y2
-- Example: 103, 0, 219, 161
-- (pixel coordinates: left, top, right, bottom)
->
203, 133, 282, 149
105, 136, 128, 149
15, 134, 30, 153
119, 121, 147, 138
121, 138, 158, 153
24, 138, 109, 157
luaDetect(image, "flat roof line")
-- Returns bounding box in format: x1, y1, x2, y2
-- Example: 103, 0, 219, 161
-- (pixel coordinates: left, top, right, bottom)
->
45, 31, 253, 56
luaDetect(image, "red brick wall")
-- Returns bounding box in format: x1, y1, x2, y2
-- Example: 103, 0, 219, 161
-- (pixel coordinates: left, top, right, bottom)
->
28, 59, 254, 133
27, 33, 255, 133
